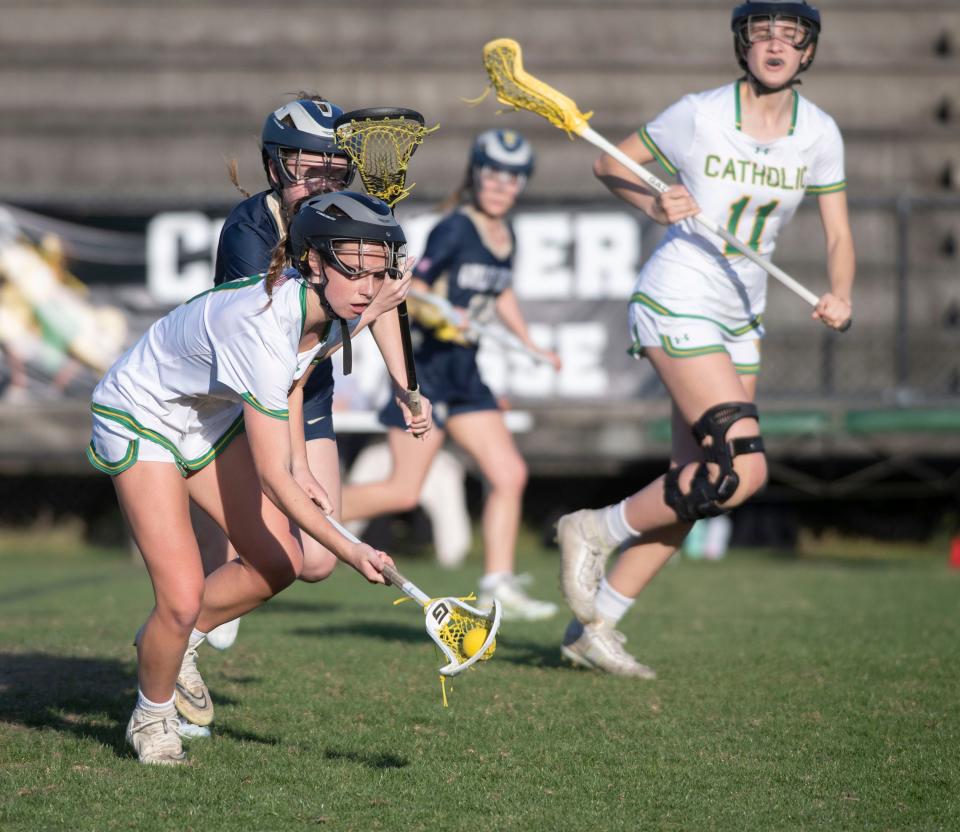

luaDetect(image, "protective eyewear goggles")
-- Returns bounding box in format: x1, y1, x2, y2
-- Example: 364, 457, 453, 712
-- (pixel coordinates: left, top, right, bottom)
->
736, 15, 816, 50
278, 149, 355, 191
477, 166, 528, 190
315, 238, 407, 281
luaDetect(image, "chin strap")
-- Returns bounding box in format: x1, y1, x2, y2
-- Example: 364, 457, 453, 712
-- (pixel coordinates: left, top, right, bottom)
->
338, 317, 352, 376
311, 279, 353, 376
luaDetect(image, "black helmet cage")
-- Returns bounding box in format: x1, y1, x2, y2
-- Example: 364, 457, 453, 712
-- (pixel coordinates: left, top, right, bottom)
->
731, 2, 821, 75
266, 149, 356, 193
306, 236, 407, 282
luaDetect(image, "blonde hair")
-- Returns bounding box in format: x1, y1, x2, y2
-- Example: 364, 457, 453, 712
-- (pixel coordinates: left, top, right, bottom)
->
264, 236, 292, 298
225, 157, 252, 198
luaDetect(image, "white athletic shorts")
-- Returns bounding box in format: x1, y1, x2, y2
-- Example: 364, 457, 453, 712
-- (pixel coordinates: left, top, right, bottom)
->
628, 292, 763, 376
86, 408, 246, 477
87, 412, 178, 475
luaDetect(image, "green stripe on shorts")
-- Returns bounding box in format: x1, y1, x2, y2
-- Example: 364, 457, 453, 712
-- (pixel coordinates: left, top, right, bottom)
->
86, 438, 139, 475
631, 292, 762, 336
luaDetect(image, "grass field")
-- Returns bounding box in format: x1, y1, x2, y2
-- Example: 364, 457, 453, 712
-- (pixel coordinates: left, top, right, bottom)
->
1, 533, 957, 831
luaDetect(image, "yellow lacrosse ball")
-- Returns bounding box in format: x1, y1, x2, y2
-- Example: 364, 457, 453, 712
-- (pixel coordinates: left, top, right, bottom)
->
461, 627, 490, 658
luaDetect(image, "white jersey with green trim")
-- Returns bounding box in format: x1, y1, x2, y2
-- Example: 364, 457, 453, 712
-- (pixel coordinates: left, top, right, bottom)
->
636, 80, 845, 323
91, 274, 351, 466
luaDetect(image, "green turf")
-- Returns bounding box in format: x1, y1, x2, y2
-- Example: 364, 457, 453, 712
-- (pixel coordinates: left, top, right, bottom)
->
1, 536, 957, 831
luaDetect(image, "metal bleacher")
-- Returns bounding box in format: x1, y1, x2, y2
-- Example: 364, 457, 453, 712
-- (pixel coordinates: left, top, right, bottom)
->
0, 0, 958, 487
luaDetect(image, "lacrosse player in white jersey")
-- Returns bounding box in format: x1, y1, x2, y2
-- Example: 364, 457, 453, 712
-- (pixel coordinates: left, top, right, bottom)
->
87, 193, 431, 764
556, 0, 855, 677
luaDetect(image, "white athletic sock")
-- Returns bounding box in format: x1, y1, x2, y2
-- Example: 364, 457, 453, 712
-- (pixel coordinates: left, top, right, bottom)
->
479, 571, 511, 592
603, 499, 642, 547
593, 577, 635, 626
136, 690, 176, 714
187, 628, 206, 650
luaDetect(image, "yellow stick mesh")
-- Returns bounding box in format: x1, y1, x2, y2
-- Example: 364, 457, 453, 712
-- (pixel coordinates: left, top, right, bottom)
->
481, 38, 593, 137
336, 118, 438, 207
437, 608, 496, 663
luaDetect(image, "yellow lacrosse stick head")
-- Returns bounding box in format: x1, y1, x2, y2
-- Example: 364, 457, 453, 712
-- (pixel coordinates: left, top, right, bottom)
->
334, 107, 439, 208
481, 38, 593, 137
425, 597, 499, 673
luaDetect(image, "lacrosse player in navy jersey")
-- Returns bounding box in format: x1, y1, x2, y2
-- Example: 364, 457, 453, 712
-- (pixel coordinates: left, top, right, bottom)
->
341, 129, 561, 621
195, 95, 409, 651
556, 0, 855, 677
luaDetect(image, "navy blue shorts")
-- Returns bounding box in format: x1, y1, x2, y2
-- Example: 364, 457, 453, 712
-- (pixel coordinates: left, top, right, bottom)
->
303, 360, 335, 442
379, 343, 498, 430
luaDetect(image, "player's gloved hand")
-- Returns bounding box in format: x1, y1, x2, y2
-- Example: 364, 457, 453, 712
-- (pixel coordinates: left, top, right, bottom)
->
292, 465, 334, 514
651, 185, 700, 225
345, 541, 395, 584
397, 393, 433, 438
813, 293, 852, 330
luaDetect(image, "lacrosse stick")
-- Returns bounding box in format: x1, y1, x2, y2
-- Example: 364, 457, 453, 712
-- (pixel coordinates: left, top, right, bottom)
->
335, 109, 442, 415
480, 38, 850, 332
325, 516, 501, 679
408, 289, 556, 366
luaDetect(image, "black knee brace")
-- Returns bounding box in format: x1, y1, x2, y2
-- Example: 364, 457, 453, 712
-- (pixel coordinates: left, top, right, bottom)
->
664, 402, 765, 522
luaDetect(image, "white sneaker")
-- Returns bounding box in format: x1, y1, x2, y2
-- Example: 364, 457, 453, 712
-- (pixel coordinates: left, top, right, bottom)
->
125, 705, 187, 765
560, 619, 657, 679
478, 574, 557, 621
557, 509, 616, 623
205, 618, 240, 651
175, 643, 214, 726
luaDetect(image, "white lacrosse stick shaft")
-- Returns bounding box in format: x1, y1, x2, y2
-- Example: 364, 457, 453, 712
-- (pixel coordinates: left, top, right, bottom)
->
325, 515, 430, 605
581, 125, 821, 308
408, 289, 555, 366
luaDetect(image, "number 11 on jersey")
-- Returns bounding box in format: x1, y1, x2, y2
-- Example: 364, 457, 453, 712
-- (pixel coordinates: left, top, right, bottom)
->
724, 196, 779, 256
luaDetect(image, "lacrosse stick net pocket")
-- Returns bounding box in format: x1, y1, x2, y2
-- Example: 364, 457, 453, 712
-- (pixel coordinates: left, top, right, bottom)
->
481, 38, 593, 137
335, 110, 439, 207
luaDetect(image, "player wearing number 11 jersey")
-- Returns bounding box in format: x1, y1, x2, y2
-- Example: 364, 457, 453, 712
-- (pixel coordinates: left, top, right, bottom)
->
633, 75, 845, 363
556, 1, 855, 678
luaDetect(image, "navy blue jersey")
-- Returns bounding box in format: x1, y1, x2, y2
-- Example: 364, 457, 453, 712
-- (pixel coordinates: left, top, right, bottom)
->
413, 209, 513, 336
214, 191, 282, 285
214, 189, 335, 405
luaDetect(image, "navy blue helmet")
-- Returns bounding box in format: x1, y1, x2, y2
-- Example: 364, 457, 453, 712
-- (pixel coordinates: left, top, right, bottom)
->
470, 129, 535, 178
261, 99, 356, 192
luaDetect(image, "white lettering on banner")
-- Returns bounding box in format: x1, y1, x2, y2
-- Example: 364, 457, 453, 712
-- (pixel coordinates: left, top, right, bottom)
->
513, 213, 573, 299
513, 212, 640, 300
574, 214, 639, 299
325, 320, 610, 403
146, 212, 222, 304
476, 322, 607, 398
144, 208, 641, 305
556, 324, 608, 396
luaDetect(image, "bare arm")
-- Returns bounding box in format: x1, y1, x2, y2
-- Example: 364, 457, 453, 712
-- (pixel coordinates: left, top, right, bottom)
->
286, 364, 333, 511
495, 288, 561, 370
242, 402, 391, 582
594, 132, 700, 225
813, 190, 855, 329
368, 273, 433, 435
369, 303, 433, 436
